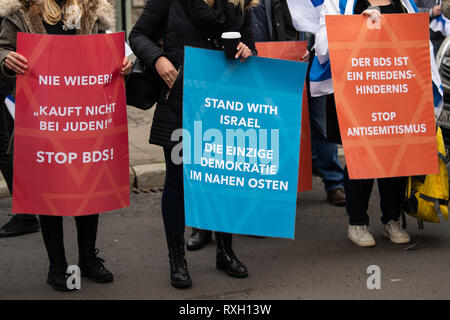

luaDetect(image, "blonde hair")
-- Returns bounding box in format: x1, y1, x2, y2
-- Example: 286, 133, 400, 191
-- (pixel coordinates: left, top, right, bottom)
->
202, 0, 260, 10
41, 0, 84, 28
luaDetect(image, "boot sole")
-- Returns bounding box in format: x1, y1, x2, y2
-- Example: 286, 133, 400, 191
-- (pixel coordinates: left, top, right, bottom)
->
171, 278, 192, 288
217, 263, 249, 278
81, 275, 114, 283
47, 279, 74, 292
347, 237, 376, 247
0, 226, 40, 238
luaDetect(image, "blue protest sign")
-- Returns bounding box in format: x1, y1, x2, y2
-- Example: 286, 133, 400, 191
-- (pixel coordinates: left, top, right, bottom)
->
181, 47, 307, 239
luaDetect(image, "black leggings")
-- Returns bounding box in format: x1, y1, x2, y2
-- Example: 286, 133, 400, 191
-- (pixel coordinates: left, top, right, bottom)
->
344, 166, 406, 226
161, 148, 185, 236
39, 214, 99, 266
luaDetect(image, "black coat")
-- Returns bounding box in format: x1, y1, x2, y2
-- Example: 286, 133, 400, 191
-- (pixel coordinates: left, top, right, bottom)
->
129, 0, 257, 148
270, 0, 297, 41
0, 17, 14, 97
251, 0, 297, 41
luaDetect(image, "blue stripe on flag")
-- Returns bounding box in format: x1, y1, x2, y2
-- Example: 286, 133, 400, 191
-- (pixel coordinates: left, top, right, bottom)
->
311, 0, 324, 7
437, 15, 446, 26
339, 0, 347, 14
408, 0, 418, 13
433, 83, 442, 108
310, 56, 332, 82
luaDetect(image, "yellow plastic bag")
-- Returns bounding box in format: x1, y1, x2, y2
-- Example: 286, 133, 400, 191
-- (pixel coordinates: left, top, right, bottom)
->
404, 127, 449, 223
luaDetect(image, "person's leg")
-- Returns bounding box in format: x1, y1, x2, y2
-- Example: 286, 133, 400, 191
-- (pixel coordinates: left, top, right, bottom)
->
162, 148, 185, 236
378, 177, 410, 244
0, 102, 39, 237
75, 214, 113, 282
39, 215, 72, 291
309, 95, 345, 205
344, 166, 374, 226
378, 177, 407, 224
39, 215, 66, 266
75, 214, 99, 256
162, 147, 191, 288
344, 167, 376, 246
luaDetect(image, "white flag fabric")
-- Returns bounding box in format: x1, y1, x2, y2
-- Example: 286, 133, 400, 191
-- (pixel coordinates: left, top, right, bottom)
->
430, 15, 450, 36
287, 0, 324, 34
4, 95, 15, 120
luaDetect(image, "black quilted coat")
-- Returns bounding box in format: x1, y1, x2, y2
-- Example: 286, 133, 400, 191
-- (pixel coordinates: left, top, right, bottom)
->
129, 0, 257, 148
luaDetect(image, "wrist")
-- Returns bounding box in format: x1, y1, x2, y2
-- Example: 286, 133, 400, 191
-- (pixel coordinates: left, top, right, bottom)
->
367, 5, 380, 12
1, 59, 15, 76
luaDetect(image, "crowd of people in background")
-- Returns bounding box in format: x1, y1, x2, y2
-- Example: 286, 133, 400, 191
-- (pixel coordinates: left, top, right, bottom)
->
0, 0, 448, 291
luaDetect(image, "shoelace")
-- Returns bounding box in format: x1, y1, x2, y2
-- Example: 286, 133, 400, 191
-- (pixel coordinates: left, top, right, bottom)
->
386, 221, 402, 233
92, 249, 106, 270
219, 237, 242, 263
168, 243, 187, 270
355, 225, 373, 238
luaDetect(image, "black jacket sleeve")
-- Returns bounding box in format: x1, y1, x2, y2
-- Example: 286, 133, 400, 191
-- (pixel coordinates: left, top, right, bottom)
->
281, 1, 297, 41
128, 0, 171, 71
240, 9, 258, 56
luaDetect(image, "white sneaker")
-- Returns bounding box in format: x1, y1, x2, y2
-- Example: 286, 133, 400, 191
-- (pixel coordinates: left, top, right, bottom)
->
382, 220, 411, 244
347, 225, 376, 247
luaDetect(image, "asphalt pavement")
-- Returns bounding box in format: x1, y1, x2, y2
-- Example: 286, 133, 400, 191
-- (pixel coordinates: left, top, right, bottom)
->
0, 174, 449, 300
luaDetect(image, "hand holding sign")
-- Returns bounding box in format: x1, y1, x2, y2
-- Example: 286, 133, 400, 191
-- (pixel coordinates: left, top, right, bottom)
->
4, 51, 28, 74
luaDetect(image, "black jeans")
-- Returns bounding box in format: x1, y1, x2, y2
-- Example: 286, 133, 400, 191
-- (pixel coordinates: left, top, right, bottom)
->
161, 147, 185, 236
39, 214, 99, 266
344, 166, 406, 226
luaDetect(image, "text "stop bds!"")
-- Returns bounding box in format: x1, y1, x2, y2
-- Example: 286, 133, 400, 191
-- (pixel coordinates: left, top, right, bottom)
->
36, 149, 114, 164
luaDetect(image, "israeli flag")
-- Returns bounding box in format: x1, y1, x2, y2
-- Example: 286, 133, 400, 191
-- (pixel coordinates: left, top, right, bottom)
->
310, 0, 443, 118
430, 15, 450, 36
4, 95, 14, 120
287, 0, 324, 34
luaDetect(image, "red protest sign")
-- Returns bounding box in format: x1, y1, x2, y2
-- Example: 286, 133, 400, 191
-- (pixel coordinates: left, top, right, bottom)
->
256, 41, 312, 191
13, 32, 130, 216
326, 14, 438, 179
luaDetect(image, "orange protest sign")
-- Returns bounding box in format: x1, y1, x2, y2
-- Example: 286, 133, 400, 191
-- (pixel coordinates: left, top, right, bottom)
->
256, 41, 308, 62
326, 14, 438, 179
256, 41, 312, 191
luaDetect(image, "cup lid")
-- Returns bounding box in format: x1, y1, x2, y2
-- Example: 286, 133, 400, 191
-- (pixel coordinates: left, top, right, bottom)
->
221, 32, 241, 39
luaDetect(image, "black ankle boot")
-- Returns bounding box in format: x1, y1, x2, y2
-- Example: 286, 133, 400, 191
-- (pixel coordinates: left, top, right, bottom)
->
167, 235, 192, 288
47, 263, 74, 292
216, 232, 248, 278
0, 214, 40, 238
78, 249, 114, 283
187, 228, 212, 251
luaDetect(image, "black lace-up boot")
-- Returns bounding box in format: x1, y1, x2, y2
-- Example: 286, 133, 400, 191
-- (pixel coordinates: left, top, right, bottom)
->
78, 248, 114, 283
39, 215, 72, 291
186, 228, 212, 251
167, 235, 192, 288
216, 232, 248, 278
47, 262, 74, 292
0, 214, 40, 238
